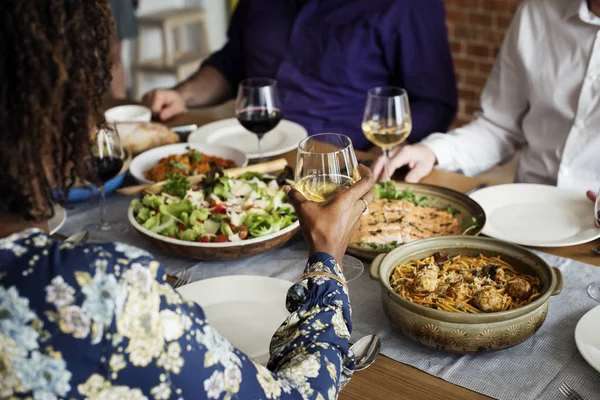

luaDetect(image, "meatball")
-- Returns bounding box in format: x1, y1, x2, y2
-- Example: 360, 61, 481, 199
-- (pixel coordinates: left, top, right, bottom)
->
473, 286, 504, 312
412, 264, 440, 293
506, 278, 532, 300
447, 282, 471, 301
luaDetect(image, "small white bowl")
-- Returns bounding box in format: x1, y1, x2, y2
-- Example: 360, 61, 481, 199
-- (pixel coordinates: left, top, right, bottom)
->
130, 143, 249, 184
105, 105, 152, 123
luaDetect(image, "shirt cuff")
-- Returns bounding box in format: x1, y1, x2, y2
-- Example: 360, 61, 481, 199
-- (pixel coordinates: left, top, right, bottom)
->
421, 133, 457, 171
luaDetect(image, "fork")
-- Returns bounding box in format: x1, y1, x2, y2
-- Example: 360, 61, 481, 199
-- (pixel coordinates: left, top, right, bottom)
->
559, 382, 585, 400
172, 268, 193, 289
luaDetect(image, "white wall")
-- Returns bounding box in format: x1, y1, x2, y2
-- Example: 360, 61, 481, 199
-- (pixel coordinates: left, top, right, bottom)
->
122, 0, 229, 99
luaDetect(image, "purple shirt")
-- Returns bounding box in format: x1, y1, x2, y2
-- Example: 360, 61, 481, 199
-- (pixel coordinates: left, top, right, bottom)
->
204, 0, 457, 150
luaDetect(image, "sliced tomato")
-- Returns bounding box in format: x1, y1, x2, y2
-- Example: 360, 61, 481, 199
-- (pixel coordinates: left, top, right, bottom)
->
237, 225, 249, 240
213, 204, 227, 214
198, 236, 211, 243
214, 234, 229, 243
177, 222, 185, 231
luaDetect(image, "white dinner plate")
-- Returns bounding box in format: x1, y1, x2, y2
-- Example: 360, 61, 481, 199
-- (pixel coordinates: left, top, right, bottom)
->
470, 184, 600, 247
129, 143, 249, 184
176, 275, 292, 365
187, 118, 308, 160
49, 205, 66, 235
575, 304, 600, 373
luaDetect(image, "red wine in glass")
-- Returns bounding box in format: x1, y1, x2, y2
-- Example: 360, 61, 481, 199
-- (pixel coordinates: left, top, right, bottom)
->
237, 107, 282, 139
89, 157, 124, 185
235, 78, 282, 160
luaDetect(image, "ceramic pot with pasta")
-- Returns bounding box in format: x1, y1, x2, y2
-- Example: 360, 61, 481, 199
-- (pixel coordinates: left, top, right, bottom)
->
369, 236, 563, 353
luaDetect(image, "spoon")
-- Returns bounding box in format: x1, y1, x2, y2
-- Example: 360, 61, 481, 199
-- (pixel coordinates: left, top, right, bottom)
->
350, 334, 381, 371
64, 231, 89, 245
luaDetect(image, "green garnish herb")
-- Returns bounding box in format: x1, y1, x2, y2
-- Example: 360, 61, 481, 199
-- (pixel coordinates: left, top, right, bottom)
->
168, 160, 188, 171
185, 146, 202, 163
163, 173, 189, 198
446, 205, 461, 216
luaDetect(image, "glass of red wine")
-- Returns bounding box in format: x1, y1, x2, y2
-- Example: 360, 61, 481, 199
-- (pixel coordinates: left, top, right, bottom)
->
86, 124, 125, 231
235, 78, 282, 161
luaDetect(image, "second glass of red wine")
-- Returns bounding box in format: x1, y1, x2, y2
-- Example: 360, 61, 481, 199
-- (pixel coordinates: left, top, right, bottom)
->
86, 124, 125, 231
235, 78, 282, 161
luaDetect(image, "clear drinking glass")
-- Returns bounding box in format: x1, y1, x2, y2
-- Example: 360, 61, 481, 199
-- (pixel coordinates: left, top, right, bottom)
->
295, 133, 365, 282
86, 124, 126, 231
588, 188, 600, 301
362, 87, 412, 180
235, 78, 282, 161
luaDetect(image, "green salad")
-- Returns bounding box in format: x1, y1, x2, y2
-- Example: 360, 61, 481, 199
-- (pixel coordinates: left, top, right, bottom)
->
130, 169, 297, 243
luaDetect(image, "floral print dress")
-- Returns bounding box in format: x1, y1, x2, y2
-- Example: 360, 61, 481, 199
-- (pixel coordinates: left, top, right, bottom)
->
0, 229, 354, 399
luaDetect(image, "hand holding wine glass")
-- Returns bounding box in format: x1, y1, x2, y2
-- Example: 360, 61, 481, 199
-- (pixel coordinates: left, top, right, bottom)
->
236, 78, 282, 161
294, 133, 370, 282
287, 164, 375, 270
362, 87, 412, 180
87, 124, 125, 231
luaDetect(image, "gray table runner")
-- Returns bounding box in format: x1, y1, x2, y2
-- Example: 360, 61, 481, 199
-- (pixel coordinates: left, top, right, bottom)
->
61, 194, 600, 400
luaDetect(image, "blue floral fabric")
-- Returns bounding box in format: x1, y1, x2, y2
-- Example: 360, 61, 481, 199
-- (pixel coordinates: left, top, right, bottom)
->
0, 229, 353, 399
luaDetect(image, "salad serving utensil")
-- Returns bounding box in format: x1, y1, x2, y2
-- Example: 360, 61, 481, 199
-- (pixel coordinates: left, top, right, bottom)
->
117, 158, 288, 196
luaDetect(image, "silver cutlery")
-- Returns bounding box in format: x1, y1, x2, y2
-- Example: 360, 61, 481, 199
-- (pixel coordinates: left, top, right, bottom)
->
64, 231, 89, 245
559, 382, 585, 400
350, 334, 381, 371
465, 183, 489, 196
172, 268, 193, 289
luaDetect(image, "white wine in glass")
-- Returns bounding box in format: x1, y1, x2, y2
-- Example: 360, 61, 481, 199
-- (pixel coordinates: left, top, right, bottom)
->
295, 133, 364, 283
362, 87, 412, 178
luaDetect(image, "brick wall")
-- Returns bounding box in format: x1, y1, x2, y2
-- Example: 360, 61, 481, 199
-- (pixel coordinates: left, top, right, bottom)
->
444, 0, 522, 127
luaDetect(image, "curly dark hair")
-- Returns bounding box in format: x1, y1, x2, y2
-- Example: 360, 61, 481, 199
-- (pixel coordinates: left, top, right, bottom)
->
0, 0, 113, 221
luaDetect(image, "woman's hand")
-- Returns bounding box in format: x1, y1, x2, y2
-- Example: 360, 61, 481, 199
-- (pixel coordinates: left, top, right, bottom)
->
371, 144, 436, 182
285, 165, 375, 264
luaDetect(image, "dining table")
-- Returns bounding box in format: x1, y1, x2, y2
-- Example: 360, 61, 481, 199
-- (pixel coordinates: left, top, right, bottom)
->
104, 99, 600, 400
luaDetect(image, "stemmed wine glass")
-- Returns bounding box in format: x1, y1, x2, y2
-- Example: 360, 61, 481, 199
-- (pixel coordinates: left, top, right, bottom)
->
86, 124, 126, 231
236, 78, 282, 161
295, 133, 365, 282
362, 87, 412, 180
588, 188, 600, 301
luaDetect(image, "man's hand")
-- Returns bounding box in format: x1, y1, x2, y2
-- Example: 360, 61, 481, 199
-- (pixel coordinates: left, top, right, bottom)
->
586, 190, 599, 228
285, 165, 375, 265
142, 89, 188, 121
371, 144, 437, 182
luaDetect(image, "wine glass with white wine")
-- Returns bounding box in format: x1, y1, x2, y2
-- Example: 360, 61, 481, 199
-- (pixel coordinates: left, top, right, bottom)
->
295, 133, 365, 282
362, 87, 412, 179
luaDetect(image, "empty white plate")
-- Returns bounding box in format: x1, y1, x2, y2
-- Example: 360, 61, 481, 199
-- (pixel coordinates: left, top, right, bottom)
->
470, 184, 600, 247
188, 118, 308, 160
575, 304, 600, 373
49, 205, 66, 235
176, 275, 292, 365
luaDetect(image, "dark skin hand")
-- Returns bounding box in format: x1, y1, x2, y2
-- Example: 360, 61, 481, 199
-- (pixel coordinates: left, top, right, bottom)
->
285, 165, 376, 266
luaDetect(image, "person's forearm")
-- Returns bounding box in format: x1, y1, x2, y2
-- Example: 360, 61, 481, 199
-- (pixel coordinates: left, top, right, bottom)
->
174, 66, 233, 107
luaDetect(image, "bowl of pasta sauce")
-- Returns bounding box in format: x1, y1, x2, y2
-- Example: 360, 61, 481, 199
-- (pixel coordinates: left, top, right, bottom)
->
369, 236, 562, 353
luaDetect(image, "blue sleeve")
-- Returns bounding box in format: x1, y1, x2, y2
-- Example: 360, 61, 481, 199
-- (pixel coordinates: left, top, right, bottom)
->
391, 0, 458, 142
201, 0, 248, 93
99, 248, 354, 399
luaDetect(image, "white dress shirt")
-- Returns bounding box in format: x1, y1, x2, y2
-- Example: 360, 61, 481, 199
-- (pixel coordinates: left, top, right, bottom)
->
422, 0, 600, 193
